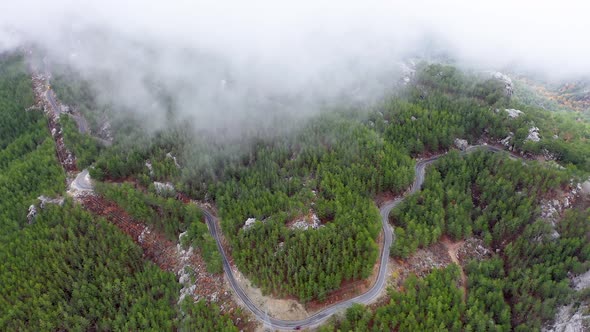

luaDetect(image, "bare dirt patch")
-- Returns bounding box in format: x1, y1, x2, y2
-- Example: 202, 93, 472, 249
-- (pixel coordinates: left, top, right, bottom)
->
78, 194, 254, 330
210, 210, 309, 321
441, 236, 467, 301
388, 242, 452, 290
231, 267, 309, 321
369, 241, 455, 309
456, 237, 492, 263
375, 192, 397, 207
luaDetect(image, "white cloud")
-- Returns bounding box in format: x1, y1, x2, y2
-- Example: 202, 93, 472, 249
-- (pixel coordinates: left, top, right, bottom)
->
2, 0, 589, 135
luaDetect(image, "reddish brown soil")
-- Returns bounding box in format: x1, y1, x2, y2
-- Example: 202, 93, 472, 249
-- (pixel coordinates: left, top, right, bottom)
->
78, 194, 253, 329
30, 72, 77, 173
30, 69, 253, 330
374, 191, 397, 207
441, 236, 467, 301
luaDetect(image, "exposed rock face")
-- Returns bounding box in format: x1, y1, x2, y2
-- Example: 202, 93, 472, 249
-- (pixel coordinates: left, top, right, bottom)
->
582, 180, 590, 195
138, 227, 151, 244
505, 108, 523, 118
166, 153, 181, 168
457, 238, 491, 263
541, 149, 557, 162
38, 195, 65, 208
573, 269, 590, 291
291, 213, 322, 231
491, 72, 514, 97
539, 183, 582, 240
500, 132, 514, 149
399, 60, 416, 85
27, 205, 37, 224
243, 218, 257, 230
454, 138, 469, 151
526, 126, 541, 142
99, 121, 113, 142
545, 304, 590, 332
177, 231, 196, 306
154, 181, 176, 196
145, 160, 154, 176
545, 265, 590, 331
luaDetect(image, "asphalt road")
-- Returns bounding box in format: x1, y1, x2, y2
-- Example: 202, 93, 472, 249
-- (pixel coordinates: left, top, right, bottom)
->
203, 144, 517, 330
68, 144, 515, 330
70, 169, 93, 191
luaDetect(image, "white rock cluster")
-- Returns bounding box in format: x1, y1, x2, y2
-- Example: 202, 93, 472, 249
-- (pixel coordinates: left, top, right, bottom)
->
500, 132, 514, 149
457, 238, 492, 262
166, 152, 181, 168
544, 304, 590, 332
145, 160, 154, 176
526, 127, 541, 142
138, 226, 151, 244
99, 121, 113, 142
539, 183, 582, 240
243, 218, 258, 230
154, 181, 176, 196
491, 72, 514, 97
27, 205, 37, 224
399, 60, 416, 85
291, 213, 322, 231
505, 108, 523, 118
177, 231, 197, 306
573, 269, 590, 291
541, 149, 557, 162
454, 138, 469, 151
38, 195, 64, 208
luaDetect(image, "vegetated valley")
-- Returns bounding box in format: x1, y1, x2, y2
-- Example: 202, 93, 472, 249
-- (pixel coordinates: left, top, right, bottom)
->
1, 52, 589, 332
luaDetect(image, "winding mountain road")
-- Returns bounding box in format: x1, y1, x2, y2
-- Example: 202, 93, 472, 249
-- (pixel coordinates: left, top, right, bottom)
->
33, 66, 522, 330
203, 144, 517, 330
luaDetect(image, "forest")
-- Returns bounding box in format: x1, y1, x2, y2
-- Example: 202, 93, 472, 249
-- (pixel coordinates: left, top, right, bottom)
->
94, 181, 222, 273
327, 150, 589, 331
49, 59, 590, 306
0, 55, 237, 331
390, 150, 572, 257
30, 52, 590, 331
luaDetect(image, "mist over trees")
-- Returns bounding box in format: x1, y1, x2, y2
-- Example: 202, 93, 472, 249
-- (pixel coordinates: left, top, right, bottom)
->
56, 61, 590, 309
1, 40, 589, 332
0, 56, 237, 331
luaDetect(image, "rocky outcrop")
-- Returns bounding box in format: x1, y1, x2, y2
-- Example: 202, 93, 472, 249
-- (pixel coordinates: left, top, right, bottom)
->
38, 195, 64, 208
545, 265, 590, 331
399, 60, 416, 85
491, 72, 514, 97
454, 138, 469, 151
145, 160, 154, 176
166, 152, 181, 168
456, 238, 491, 263
504, 108, 523, 118
545, 304, 590, 332
243, 218, 257, 231
526, 126, 541, 142
500, 132, 514, 150
27, 205, 37, 224
291, 213, 322, 231
154, 181, 176, 196
98, 120, 113, 143
539, 183, 583, 239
